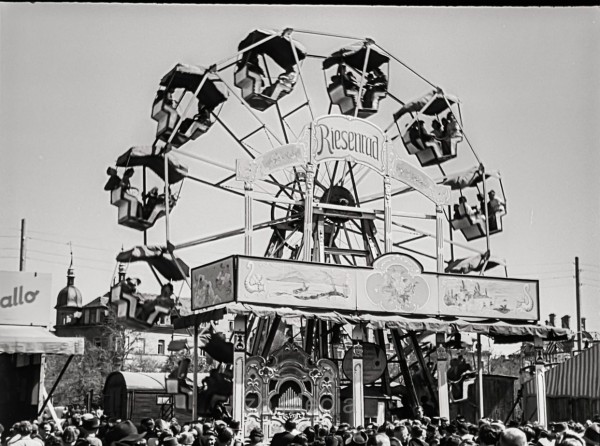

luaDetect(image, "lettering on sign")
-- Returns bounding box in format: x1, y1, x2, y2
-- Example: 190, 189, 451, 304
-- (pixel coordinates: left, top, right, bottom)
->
1, 286, 39, 308
311, 115, 386, 174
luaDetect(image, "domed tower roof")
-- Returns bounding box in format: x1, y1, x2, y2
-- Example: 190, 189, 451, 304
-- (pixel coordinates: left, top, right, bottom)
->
55, 265, 83, 309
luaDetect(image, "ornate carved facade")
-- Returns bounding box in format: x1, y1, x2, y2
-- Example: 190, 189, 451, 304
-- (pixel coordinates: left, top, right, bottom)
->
244, 341, 338, 437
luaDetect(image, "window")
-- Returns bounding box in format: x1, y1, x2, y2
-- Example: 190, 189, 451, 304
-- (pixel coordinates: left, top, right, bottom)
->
158, 340, 165, 355
132, 337, 146, 354
90, 310, 97, 324
94, 337, 102, 348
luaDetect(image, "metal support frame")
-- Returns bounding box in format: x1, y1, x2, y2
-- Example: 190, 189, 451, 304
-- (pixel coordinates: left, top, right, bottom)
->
476, 334, 484, 419
232, 315, 247, 429
391, 329, 418, 416
352, 324, 365, 427
436, 333, 450, 419
261, 315, 281, 357
38, 355, 74, 417
409, 332, 438, 408
534, 337, 548, 427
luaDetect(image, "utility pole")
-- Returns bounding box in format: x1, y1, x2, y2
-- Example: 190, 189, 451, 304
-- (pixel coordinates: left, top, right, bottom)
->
575, 256, 582, 352
19, 218, 27, 271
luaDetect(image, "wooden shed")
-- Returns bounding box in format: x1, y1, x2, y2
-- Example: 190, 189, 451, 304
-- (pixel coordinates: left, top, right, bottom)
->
103, 371, 208, 423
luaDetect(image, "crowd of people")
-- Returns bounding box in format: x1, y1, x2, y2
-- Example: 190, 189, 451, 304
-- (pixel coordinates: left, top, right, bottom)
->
1, 409, 599, 446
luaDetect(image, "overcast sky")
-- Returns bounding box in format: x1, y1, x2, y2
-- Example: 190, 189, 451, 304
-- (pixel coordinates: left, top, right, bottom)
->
1, 4, 598, 345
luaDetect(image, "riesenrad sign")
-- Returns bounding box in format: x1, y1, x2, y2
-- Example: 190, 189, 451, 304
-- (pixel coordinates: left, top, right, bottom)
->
311, 115, 386, 174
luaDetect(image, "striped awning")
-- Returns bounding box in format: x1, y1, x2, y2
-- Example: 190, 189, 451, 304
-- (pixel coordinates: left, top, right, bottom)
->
546, 343, 600, 397
0, 325, 85, 355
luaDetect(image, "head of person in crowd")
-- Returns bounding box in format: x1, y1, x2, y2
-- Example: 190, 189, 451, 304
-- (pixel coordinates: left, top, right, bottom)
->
583, 424, 600, 446
375, 433, 390, 446
204, 429, 217, 446
325, 435, 339, 446
140, 419, 155, 435
409, 425, 428, 446
161, 437, 179, 446
39, 422, 53, 440
247, 428, 264, 446
303, 427, 316, 443
393, 424, 409, 443
478, 422, 504, 446
104, 420, 146, 446
81, 415, 100, 437
216, 428, 234, 446
291, 434, 310, 446
446, 435, 463, 446
61, 427, 80, 446
178, 432, 195, 446
499, 428, 528, 446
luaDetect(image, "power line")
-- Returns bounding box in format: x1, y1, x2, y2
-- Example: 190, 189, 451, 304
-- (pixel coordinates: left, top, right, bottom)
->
27, 257, 114, 273
27, 236, 117, 253
27, 249, 115, 265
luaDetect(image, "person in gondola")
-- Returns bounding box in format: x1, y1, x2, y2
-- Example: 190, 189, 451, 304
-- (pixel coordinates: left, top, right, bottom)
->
104, 167, 122, 191
444, 112, 461, 138
432, 120, 451, 155
121, 168, 135, 191
243, 51, 265, 77
142, 187, 161, 220
408, 121, 423, 149
136, 282, 176, 324
418, 120, 435, 144
487, 190, 505, 215
456, 196, 475, 219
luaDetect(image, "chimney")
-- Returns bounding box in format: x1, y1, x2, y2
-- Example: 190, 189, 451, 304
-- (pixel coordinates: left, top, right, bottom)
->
548, 313, 556, 327
581, 317, 586, 332
561, 315, 570, 329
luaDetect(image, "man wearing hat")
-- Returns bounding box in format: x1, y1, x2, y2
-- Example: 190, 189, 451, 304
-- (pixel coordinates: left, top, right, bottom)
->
104, 421, 146, 446
245, 428, 265, 446
349, 431, 368, 446
216, 428, 235, 446
271, 420, 298, 446
79, 415, 102, 446
583, 424, 600, 446
178, 432, 195, 446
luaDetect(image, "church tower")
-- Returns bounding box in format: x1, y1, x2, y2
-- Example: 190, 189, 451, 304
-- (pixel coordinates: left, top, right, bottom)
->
55, 257, 83, 328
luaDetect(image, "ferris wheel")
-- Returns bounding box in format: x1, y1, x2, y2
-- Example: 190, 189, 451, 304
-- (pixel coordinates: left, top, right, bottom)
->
103, 27, 508, 330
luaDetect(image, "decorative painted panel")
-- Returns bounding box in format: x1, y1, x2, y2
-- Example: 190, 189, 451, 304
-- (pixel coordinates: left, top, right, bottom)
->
237, 257, 357, 311
439, 275, 538, 320
357, 254, 438, 315
191, 257, 235, 310
191, 254, 539, 321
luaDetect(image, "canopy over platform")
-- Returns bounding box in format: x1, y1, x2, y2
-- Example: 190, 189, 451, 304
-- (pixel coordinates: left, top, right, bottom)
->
0, 325, 85, 355
174, 303, 571, 345
393, 89, 459, 122
238, 29, 307, 69
116, 245, 189, 281
440, 167, 501, 190
445, 253, 505, 274
116, 146, 188, 184
160, 64, 228, 108
322, 42, 390, 72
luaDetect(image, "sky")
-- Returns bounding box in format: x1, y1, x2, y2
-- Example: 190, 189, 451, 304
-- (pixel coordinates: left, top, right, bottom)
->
1, 4, 599, 350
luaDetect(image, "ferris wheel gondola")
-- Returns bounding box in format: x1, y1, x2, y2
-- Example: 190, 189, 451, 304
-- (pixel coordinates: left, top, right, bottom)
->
152, 63, 228, 149
234, 29, 307, 112
323, 41, 389, 118
393, 88, 462, 167
441, 167, 507, 242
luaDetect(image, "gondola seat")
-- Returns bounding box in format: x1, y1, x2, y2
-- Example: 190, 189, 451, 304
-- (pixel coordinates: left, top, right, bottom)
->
110, 186, 170, 231
327, 78, 380, 119
114, 291, 171, 329
451, 212, 503, 241
234, 64, 282, 111
402, 130, 462, 167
